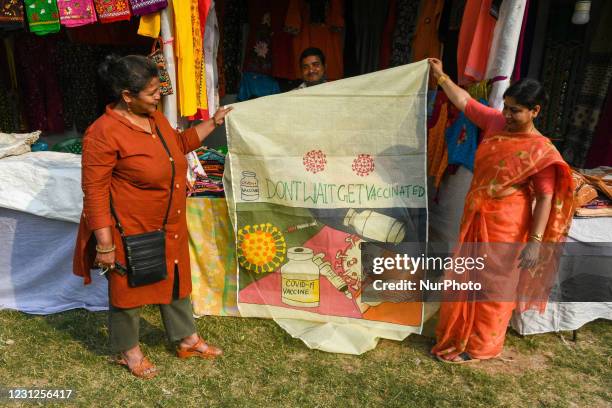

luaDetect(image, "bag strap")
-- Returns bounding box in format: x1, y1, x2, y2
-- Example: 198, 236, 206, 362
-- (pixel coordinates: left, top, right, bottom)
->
110, 124, 176, 237
150, 36, 162, 55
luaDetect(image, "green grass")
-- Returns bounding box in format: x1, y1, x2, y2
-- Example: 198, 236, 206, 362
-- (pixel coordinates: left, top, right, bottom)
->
0, 309, 610, 407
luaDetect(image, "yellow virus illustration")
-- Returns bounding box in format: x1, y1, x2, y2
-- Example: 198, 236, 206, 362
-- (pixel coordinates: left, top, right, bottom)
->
237, 223, 287, 273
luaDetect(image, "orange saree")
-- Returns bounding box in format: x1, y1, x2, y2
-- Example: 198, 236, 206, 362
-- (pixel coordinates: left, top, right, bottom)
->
431, 132, 574, 360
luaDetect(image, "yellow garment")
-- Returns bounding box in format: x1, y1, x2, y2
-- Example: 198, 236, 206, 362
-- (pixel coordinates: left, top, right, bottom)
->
466, 79, 491, 101
173, 1, 197, 117
191, 0, 207, 111
137, 13, 160, 38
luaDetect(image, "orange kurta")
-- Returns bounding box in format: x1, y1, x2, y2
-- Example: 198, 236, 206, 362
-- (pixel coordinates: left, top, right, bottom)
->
73, 106, 201, 308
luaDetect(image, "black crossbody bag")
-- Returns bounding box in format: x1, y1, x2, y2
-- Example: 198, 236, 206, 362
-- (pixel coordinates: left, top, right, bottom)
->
110, 125, 175, 287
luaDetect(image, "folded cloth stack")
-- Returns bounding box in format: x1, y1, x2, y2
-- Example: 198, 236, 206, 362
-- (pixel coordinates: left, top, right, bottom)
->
187, 146, 226, 197
0, 131, 41, 159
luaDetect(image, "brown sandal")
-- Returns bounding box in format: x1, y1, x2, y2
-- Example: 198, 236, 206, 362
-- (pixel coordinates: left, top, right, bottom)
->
116, 356, 159, 379
177, 337, 222, 360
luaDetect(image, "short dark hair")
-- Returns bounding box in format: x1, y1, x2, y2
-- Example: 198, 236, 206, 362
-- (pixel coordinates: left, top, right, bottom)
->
503, 78, 548, 110
299, 47, 326, 66
98, 54, 159, 100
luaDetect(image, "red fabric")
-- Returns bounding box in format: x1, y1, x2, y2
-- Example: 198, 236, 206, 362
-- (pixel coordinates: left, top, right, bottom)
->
378, 0, 396, 70
457, 0, 496, 85
73, 106, 201, 308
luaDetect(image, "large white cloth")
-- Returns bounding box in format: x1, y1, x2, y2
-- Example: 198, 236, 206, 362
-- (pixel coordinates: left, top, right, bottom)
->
226, 60, 430, 354
0, 207, 107, 314
485, 0, 528, 110
0, 152, 82, 223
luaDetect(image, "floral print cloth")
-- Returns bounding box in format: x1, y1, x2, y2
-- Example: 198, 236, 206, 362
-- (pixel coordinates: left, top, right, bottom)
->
57, 0, 96, 27
93, 0, 130, 23
24, 0, 61, 35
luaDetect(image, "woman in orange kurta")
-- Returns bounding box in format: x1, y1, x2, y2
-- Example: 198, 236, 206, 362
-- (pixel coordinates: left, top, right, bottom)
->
73, 55, 231, 378
427, 58, 574, 363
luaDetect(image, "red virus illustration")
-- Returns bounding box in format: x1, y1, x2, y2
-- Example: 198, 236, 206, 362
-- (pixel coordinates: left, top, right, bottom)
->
303, 150, 327, 174
352, 154, 375, 177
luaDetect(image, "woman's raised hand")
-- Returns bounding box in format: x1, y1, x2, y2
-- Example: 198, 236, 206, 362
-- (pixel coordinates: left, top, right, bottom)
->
428, 58, 445, 80
213, 106, 233, 126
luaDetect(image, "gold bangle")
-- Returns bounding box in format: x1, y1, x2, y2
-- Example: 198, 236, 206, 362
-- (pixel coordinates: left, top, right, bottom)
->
96, 244, 116, 253
528, 234, 543, 242
437, 74, 449, 86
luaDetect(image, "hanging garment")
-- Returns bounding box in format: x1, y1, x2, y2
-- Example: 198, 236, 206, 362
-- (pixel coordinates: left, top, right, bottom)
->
57, 0, 97, 27
24, 0, 61, 35
562, 0, 612, 168
585, 88, 612, 168
129, 0, 167, 16
216, 0, 247, 95
237, 72, 280, 101
457, 0, 496, 85
428, 97, 449, 188
93, 0, 131, 24
173, 0, 198, 116
389, 0, 420, 67
285, 0, 344, 80
411, 0, 444, 62
269, 0, 293, 79
485, 0, 527, 111
444, 100, 485, 172
0, 0, 24, 30
242, 0, 274, 75
378, 0, 396, 70
350, 0, 389, 74
191, 0, 208, 116
137, 11, 161, 38
204, 1, 220, 118
512, 0, 530, 82
15, 34, 64, 132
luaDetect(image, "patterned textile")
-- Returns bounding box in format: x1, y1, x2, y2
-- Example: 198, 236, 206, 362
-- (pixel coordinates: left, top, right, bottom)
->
217, 0, 247, 95
0, 0, 24, 23
389, 0, 420, 67
187, 198, 239, 317
57, 0, 96, 27
191, 0, 207, 113
129, 0, 167, 16
24, 0, 61, 35
560, 0, 612, 168
93, 0, 131, 23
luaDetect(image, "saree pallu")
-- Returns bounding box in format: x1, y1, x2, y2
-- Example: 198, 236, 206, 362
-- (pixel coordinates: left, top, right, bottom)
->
58, 0, 97, 27
93, 0, 131, 23
24, 0, 61, 35
129, 0, 167, 16
432, 132, 574, 360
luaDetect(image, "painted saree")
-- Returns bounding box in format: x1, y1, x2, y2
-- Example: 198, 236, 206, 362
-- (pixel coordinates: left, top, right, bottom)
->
432, 132, 574, 360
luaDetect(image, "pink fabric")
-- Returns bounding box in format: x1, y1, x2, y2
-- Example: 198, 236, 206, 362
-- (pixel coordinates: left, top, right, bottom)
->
58, 0, 97, 27
457, 0, 496, 85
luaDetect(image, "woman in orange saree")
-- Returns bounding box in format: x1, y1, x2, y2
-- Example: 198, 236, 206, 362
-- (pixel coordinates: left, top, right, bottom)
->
427, 58, 574, 363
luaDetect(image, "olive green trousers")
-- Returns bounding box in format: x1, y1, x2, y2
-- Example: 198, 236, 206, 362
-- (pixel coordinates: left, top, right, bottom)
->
108, 267, 196, 353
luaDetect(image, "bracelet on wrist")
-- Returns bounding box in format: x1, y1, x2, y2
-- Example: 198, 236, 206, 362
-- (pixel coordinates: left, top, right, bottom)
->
437, 74, 449, 86
96, 244, 116, 253
528, 234, 543, 242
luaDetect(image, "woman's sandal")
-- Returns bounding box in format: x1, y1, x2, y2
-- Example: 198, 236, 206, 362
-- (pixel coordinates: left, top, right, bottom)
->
436, 352, 480, 364
177, 337, 223, 360
115, 356, 159, 379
